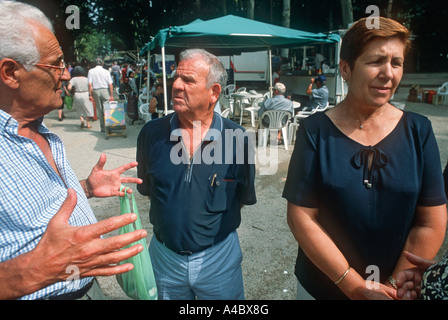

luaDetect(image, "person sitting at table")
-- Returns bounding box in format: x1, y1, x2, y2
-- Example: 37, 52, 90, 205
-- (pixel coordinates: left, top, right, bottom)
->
257, 82, 293, 144
299, 75, 329, 113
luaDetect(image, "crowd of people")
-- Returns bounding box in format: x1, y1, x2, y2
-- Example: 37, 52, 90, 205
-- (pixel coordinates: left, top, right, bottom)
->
0, 1, 447, 302
57, 57, 155, 130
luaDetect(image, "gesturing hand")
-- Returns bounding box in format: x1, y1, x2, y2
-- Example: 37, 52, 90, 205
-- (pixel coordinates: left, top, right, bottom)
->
82, 153, 142, 198
25, 189, 147, 294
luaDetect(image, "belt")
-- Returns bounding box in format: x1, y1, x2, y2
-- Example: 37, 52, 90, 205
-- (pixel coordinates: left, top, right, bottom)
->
75, 90, 89, 93
47, 280, 94, 300
155, 233, 215, 256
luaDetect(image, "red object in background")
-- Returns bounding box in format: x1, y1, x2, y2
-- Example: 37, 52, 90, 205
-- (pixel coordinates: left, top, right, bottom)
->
427, 90, 436, 104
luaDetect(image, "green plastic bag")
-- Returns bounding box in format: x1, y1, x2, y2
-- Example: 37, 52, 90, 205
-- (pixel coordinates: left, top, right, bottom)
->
64, 95, 73, 110
116, 186, 158, 300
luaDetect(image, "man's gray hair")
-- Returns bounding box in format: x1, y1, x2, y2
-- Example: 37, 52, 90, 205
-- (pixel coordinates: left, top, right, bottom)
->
0, 1, 54, 71
179, 49, 228, 92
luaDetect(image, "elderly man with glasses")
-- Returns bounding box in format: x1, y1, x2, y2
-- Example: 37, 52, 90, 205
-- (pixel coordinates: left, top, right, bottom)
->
0, 1, 146, 300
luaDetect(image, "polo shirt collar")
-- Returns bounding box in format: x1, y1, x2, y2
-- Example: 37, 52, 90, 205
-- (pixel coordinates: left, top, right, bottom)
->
169, 112, 223, 142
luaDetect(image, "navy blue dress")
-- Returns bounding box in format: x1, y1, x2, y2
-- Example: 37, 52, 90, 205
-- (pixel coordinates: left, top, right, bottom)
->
283, 111, 447, 300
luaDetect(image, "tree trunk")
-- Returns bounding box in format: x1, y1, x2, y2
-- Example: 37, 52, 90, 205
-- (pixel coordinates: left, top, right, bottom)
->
386, 0, 393, 18
282, 0, 290, 28
221, 0, 227, 16
340, 0, 353, 28
281, 0, 291, 57
247, 0, 254, 20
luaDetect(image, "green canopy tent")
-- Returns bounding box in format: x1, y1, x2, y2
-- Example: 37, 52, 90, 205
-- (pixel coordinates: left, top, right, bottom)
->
140, 15, 341, 114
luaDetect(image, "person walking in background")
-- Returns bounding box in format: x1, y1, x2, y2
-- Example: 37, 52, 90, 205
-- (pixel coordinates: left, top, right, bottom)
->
111, 61, 121, 88
68, 66, 94, 129
283, 17, 447, 300
58, 80, 70, 121
137, 48, 256, 300
88, 57, 114, 133
0, 1, 146, 300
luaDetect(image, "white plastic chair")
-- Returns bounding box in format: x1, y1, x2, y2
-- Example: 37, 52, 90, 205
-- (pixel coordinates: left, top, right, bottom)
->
258, 110, 291, 150
139, 93, 149, 105
289, 104, 320, 145
316, 102, 330, 112
263, 91, 271, 100
435, 82, 448, 105
221, 108, 231, 118
116, 88, 127, 101
223, 84, 236, 97
222, 84, 236, 116
288, 113, 311, 145
240, 95, 263, 127
296, 107, 318, 117
139, 103, 151, 123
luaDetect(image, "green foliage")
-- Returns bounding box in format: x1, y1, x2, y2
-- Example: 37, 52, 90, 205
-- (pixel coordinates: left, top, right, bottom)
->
20, 0, 448, 71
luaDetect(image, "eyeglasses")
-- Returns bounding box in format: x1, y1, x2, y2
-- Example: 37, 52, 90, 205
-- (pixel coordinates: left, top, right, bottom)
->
35, 59, 66, 78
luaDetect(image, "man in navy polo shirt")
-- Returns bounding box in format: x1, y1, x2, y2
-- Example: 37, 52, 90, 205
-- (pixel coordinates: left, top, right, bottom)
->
137, 49, 256, 300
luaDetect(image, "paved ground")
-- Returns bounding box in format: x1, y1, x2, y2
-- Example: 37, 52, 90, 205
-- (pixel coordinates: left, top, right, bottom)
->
44, 95, 448, 300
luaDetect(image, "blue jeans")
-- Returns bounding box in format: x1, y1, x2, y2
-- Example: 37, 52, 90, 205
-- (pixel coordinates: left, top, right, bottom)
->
149, 231, 245, 300
112, 72, 120, 87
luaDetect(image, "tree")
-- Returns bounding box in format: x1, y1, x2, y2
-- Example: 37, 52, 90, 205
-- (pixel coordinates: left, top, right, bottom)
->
340, 0, 354, 28
281, 0, 291, 57
386, 0, 394, 18
247, 0, 254, 19
19, 0, 447, 72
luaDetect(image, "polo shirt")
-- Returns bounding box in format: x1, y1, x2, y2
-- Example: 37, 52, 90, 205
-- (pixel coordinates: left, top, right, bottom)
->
0, 110, 96, 299
307, 86, 329, 110
137, 112, 256, 254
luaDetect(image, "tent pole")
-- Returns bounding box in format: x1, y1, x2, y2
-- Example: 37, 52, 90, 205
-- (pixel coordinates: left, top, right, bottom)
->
268, 49, 272, 96
335, 39, 344, 103
150, 50, 151, 103
162, 46, 168, 115
302, 46, 307, 69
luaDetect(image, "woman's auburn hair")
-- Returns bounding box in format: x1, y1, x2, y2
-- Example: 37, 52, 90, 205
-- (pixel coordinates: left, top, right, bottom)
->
340, 17, 411, 69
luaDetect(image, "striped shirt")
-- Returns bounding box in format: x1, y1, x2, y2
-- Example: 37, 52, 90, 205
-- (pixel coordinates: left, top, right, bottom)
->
0, 110, 97, 299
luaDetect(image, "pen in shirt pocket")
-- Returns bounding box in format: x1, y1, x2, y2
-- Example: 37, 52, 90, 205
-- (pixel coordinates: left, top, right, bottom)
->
210, 173, 217, 186
210, 173, 235, 186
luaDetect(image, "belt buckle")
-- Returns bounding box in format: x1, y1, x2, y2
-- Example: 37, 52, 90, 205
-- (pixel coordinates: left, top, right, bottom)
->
178, 250, 193, 256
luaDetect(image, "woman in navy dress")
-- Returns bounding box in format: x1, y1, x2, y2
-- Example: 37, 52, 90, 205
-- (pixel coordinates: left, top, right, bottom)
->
283, 17, 447, 300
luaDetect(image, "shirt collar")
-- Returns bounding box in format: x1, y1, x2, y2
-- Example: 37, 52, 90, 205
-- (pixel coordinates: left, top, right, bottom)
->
0, 109, 47, 135
169, 112, 223, 142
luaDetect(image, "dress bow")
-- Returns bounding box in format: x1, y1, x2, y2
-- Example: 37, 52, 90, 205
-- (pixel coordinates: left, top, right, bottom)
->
352, 146, 388, 189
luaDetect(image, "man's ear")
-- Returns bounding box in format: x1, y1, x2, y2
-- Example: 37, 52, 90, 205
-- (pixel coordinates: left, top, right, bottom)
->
210, 83, 221, 104
0, 59, 21, 89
